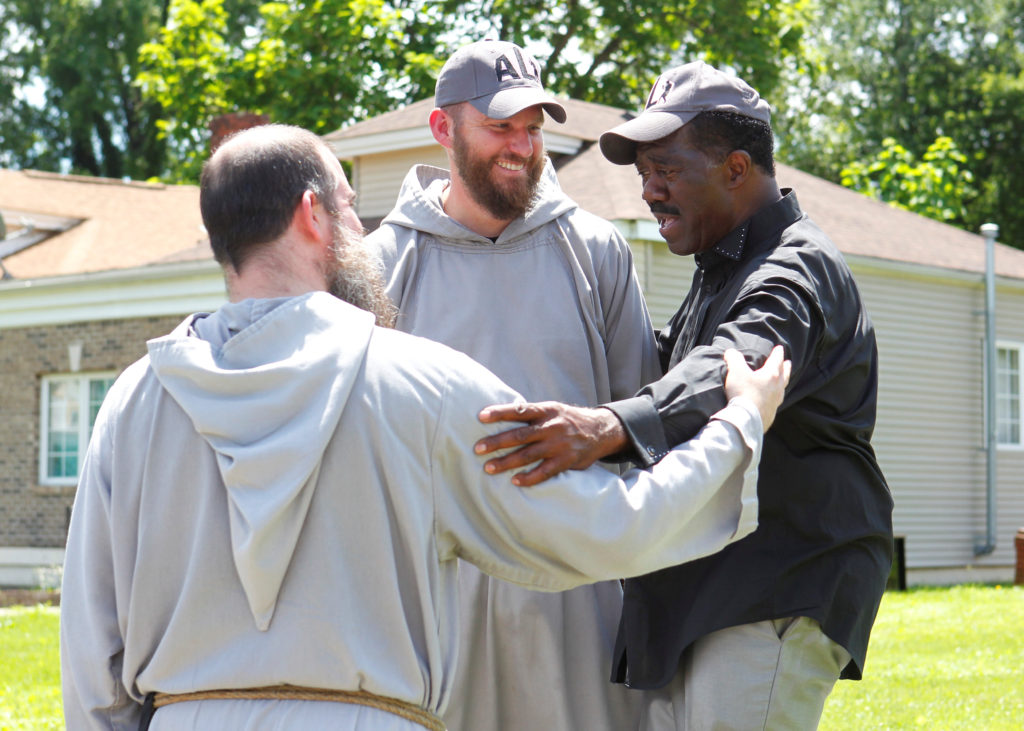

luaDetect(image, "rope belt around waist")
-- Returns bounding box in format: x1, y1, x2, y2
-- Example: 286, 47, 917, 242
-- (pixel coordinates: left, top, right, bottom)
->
152, 685, 446, 731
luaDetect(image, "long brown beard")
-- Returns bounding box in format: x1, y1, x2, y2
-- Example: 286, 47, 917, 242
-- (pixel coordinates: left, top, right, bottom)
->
324, 218, 398, 328
452, 131, 545, 221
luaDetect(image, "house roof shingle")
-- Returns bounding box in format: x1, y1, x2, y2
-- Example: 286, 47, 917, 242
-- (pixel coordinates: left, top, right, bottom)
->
777, 164, 1024, 279
0, 169, 207, 280
324, 98, 436, 141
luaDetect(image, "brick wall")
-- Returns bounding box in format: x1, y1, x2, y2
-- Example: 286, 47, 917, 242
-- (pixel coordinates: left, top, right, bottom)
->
0, 315, 186, 547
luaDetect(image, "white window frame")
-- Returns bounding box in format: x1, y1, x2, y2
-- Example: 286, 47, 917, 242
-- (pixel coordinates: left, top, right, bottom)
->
38, 372, 116, 486
996, 341, 1023, 449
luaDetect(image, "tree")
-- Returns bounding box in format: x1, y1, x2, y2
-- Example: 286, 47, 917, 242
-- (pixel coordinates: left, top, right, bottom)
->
0, 0, 811, 183
840, 136, 975, 225
775, 0, 1024, 248
137, 0, 434, 180
136, 0, 813, 181
444, 0, 811, 108
0, 0, 170, 179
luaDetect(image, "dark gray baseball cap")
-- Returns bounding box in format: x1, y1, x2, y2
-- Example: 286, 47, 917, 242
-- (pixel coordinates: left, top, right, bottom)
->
600, 61, 771, 165
435, 40, 566, 123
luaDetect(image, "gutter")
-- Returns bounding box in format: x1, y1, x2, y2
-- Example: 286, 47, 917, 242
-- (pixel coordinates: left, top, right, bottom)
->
976, 223, 999, 556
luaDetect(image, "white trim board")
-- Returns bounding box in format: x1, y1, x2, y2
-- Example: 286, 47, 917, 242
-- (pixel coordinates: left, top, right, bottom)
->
0, 260, 227, 329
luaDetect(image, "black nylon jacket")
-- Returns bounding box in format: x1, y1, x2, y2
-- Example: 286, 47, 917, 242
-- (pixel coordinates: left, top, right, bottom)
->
607, 190, 893, 689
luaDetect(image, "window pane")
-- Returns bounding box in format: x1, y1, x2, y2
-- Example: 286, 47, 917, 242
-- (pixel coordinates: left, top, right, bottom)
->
47, 429, 79, 478
46, 380, 81, 479
48, 380, 80, 431
87, 377, 114, 436
41, 373, 115, 482
996, 347, 1021, 445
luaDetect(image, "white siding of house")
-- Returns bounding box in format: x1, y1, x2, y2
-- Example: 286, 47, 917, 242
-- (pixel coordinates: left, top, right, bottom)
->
632, 242, 1024, 582
994, 291, 1024, 575
855, 266, 986, 567
852, 262, 1024, 577
991, 285, 1024, 552
351, 146, 448, 220
641, 242, 696, 326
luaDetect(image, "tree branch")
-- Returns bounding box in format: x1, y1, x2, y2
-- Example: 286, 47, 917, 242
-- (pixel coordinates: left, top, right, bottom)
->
545, 0, 579, 73
570, 33, 624, 97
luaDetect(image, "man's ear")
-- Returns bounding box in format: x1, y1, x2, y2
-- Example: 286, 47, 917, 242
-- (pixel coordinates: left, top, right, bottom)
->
724, 150, 752, 189
429, 107, 456, 150
293, 189, 326, 241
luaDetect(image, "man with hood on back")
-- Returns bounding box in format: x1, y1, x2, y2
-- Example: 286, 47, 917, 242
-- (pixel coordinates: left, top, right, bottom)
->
59, 123, 789, 730
365, 39, 660, 730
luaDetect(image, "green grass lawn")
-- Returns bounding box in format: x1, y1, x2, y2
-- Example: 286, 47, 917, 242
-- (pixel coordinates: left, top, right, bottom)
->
0, 604, 62, 730
819, 584, 1024, 730
2, 585, 1022, 729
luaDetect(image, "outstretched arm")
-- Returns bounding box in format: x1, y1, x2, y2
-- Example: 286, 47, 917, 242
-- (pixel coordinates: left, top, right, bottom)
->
475, 346, 789, 486
436, 358, 770, 589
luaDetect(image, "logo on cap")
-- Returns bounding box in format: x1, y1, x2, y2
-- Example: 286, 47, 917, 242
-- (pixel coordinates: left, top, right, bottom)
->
495, 47, 541, 84
645, 77, 674, 109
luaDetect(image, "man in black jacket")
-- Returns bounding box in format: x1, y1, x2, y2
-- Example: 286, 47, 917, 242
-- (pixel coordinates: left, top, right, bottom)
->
474, 61, 894, 729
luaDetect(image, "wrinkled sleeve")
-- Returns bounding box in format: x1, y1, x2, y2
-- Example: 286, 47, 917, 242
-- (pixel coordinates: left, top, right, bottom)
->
609, 273, 823, 468
61, 398, 140, 731
430, 355, 763, 591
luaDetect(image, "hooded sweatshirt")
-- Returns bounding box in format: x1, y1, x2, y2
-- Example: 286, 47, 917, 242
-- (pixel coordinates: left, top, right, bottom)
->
60, 292, 759, 731
365, 164, 662, 730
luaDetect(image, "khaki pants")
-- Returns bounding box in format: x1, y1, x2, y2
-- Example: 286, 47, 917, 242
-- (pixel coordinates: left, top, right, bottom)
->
638, 617, 851, 731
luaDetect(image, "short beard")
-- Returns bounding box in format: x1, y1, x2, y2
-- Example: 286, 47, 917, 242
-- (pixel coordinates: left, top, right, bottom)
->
452, 130, 545, 221
324, 217, 398, 329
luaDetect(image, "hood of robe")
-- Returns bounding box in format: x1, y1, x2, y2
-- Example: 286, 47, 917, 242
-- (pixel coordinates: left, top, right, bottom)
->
146, 292, 374, 631
380, 157, 577, 244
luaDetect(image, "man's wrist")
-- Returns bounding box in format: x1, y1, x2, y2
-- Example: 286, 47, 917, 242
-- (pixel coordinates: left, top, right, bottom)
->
600, 396, 669, 466
596, 406, 628, 455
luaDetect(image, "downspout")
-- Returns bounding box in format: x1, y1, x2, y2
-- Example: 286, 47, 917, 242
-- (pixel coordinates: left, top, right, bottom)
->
976, 223, 999, 556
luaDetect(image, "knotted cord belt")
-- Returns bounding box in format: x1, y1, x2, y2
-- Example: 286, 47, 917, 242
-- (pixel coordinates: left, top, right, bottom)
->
151, 685, 445, 731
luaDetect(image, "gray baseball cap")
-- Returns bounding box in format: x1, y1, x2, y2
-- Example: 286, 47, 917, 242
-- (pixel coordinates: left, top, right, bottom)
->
599, 61, 771, 165
435, 40, 567, 123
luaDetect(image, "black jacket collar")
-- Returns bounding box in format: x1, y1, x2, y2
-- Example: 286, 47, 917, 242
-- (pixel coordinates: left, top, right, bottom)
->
696, 188, 803, 268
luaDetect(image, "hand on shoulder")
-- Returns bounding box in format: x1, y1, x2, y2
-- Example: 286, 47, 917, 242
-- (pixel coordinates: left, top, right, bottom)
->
723, 345, 790, 432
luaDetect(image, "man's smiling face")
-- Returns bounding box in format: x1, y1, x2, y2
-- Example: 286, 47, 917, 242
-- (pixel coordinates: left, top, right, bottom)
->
635, 126, 736, 257
451, 103, 546, 221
